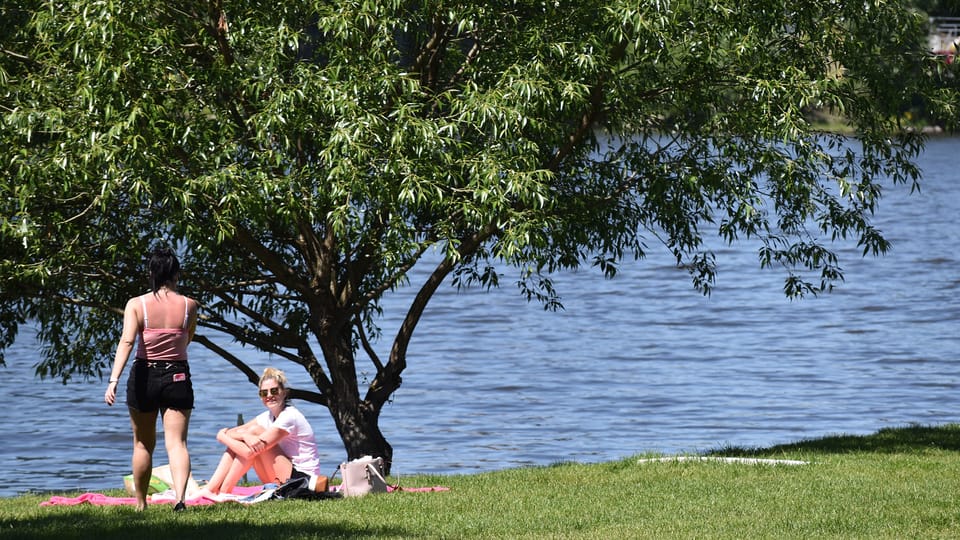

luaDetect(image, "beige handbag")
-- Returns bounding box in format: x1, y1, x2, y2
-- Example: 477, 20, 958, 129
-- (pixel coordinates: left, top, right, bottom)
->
337, 456, 389, 496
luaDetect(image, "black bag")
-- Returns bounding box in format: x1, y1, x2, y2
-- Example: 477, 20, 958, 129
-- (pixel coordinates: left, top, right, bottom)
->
274, 472, 341, 501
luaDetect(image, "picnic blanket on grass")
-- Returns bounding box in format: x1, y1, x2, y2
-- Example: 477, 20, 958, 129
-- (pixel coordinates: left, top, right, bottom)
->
39, 485, 265, 507
40, 484, 449, 507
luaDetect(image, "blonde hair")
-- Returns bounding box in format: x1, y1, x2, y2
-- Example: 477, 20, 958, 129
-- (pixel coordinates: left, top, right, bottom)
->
259, 367, 290, 403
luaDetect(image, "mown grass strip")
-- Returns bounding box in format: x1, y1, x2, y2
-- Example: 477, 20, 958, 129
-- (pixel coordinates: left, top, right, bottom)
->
3, 424, 960, 539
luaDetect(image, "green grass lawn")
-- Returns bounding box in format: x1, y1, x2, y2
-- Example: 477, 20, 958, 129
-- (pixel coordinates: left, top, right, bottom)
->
3, 424, 960, 539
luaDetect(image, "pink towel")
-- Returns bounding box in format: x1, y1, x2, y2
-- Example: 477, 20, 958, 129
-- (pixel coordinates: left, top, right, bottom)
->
39, 485, 264, 507
40, 484, 448, 506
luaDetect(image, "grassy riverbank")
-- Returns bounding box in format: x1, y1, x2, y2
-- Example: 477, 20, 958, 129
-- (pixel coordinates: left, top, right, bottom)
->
3, 424, 960, 539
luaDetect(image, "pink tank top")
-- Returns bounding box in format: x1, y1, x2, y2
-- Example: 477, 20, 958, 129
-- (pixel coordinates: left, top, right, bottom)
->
135, 294, 191, 361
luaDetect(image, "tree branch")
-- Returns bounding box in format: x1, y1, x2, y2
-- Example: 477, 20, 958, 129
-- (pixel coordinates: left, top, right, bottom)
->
194, 331, 331, 407
367, 221, 498, 406
355, 314, 384, 372
293, 214, 329, 292
231, 225, 309, 297
413, 13, 450, 91
192, 334, 260, 383
356, 240, 433, 315
546, 38, 630, 172
207, 0, 234, 66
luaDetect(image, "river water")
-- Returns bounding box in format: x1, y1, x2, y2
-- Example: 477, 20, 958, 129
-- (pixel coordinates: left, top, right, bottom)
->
2, 137, 958, 497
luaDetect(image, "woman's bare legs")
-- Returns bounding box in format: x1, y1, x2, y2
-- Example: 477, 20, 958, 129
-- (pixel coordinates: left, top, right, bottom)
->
218, 453, 258, 493
128, 408, 158, 511
202, 445, 290, 496
203, 452, 236, 495
200, 423, 263, 496
161, 408, 191, 505
199, 452, 255, 496
251, 449, 293, 485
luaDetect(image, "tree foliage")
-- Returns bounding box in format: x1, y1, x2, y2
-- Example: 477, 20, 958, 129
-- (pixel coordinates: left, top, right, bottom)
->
2, 1, 957, 465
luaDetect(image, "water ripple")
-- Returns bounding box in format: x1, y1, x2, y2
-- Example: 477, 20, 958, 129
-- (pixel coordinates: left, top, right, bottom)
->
3, 139, 960, 496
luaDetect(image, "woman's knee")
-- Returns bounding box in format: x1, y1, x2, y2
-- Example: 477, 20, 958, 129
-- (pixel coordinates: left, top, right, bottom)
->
165, 439, 190, 455
133, 440, 156, 453
131, 427, 157, 451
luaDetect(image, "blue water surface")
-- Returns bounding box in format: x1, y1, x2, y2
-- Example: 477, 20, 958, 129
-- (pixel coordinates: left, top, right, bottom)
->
1, 138, 957, 497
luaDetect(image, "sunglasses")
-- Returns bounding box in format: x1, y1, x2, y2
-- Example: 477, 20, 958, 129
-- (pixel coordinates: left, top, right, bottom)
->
258, 387, 282, 398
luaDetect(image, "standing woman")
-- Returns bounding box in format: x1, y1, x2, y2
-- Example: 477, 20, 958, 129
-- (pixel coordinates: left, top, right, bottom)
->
104, 245, 199, 512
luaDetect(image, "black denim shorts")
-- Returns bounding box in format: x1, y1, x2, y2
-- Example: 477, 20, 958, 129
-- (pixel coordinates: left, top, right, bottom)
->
126, 359, 194, 413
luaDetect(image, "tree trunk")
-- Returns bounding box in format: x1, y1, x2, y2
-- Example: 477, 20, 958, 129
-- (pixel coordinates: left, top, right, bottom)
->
331, 399, 394, 475
323, 334, 395, 474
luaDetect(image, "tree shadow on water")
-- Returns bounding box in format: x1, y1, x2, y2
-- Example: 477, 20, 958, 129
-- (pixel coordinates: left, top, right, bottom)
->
708, 423, 960, 457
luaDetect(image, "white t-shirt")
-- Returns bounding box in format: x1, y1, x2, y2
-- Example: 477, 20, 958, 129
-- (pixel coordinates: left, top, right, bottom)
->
256, 405, 321, 476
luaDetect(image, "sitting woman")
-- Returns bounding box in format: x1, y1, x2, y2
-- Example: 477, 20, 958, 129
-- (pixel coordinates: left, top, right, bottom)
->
199, 367, 322, 497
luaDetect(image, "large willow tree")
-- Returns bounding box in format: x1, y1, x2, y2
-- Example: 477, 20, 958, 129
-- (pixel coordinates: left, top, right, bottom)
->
1, 1, 956, 467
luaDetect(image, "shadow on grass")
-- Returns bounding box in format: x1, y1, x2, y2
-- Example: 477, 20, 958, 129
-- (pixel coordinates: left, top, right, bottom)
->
2, 507, 409, 540
709, 423, 960, 457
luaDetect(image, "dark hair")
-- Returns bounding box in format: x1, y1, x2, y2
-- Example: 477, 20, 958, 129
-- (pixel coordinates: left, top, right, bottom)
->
148, 245, 181, 293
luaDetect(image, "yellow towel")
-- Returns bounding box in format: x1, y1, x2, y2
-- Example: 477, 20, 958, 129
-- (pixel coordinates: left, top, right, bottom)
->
122, 464, 200, 495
